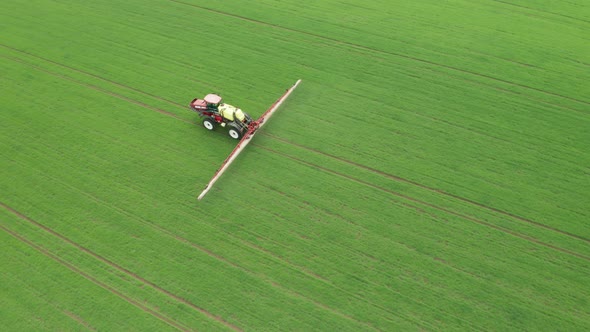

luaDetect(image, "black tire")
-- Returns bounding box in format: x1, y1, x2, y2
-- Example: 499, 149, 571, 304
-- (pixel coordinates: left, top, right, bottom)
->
202, 118, 216, 131
228, 125, 243, 140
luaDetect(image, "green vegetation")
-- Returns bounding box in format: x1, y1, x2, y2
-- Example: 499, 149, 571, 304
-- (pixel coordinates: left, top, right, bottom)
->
1, 0, 589, 330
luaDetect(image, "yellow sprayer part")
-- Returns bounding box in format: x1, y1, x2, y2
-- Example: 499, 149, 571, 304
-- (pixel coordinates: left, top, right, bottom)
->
219, 104, 245, 121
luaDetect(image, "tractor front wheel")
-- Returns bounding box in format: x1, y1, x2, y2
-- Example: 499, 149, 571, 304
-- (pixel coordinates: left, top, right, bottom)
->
203, 118, 217, 131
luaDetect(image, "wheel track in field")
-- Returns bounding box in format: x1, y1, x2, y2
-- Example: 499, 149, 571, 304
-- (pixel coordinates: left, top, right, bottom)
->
5, 48, 587, 253
258, 181, 588, 273
11, 41, 583, 183
4, 259, 99, 331
261, 133, 590, 244
3, 42, 587, 165
0, 53, 191, 125
169, 0, 589, 115
4, 17, 590, 129
240, 186, 581, 328
167, 0, 590, 108
420, 67, 588, 116
3, 49, 586, 327
0, 202, 242, 332
62, 310, 97, 331
7, 8, 587, 116
0, 221, 190, 332
233, 203, 483, 331
8, 42, 589, 172
88, 193, 383, 330
255, 145, 590, 262
2, 135, 481, 331
7, 119, 496, 330
248, 187, 513, 326
9, 24, 587, 188
2, 6, 586, 321
7, 48, 588, 249
339, 76, 590, 173
488, 0, 590, 24
1, 139, 512, 331
0, 45, 556, 174
339, 84, 589, 170
1, 156, 389, 331
0, 44, 181, 109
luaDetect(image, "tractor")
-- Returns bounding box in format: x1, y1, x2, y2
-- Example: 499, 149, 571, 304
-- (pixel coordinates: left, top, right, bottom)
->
189, 94, 254, 139
191, 80, 302, 200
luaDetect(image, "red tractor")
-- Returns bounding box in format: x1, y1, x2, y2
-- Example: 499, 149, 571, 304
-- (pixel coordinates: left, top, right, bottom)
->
189, 94, 254, 139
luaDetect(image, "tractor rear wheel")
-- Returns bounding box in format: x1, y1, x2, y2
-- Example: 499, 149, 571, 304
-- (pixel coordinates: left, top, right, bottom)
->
228, 126, 243, 140
203, 118, 216, 131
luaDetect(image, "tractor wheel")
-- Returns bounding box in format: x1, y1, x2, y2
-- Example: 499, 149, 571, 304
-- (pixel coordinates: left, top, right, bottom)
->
228, 126, 243, 140
202, 118, 216, 131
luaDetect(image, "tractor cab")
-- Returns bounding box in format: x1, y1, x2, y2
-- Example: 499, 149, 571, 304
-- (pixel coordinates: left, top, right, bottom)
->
204, 94, 222, 111
189, 93, 222, 113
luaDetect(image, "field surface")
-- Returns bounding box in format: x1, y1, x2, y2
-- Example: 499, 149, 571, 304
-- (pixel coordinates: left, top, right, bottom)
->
1, 0, 589, 330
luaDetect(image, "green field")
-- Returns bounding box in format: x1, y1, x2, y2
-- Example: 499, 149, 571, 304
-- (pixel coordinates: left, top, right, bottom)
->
1, 0, 589, 330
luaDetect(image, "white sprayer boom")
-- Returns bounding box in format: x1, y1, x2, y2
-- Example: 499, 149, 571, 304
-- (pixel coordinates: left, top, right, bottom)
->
197, 79, 302, 200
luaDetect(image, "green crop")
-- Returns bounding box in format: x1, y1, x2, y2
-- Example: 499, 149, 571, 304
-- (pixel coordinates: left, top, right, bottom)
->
1, 0, 589, 330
